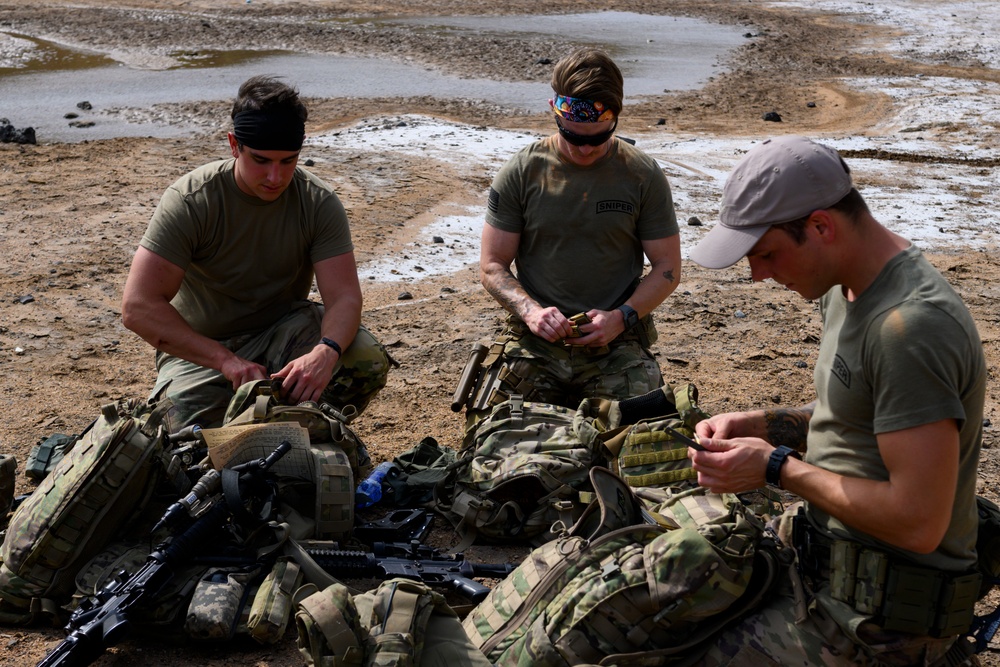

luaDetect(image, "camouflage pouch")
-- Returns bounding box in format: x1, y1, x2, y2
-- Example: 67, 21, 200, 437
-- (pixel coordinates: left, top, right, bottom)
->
184, 566, 261, 640
25, 432, 76, 482
0, 398, 173, 620
295, 582, 367, 667
600, 383, 710, 489
294, 578, 492, 667
247, 558, 303, 644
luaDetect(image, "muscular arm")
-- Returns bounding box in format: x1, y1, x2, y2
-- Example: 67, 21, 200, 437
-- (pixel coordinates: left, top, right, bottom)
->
271, 252, 362, 404
691, 417, 959, 553
782, 419, 959, 552
121, 246, 267, 387
480, 224, 572, 342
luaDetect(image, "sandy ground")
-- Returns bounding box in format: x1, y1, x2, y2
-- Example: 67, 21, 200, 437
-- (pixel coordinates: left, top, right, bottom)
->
1, 0, 1000, 665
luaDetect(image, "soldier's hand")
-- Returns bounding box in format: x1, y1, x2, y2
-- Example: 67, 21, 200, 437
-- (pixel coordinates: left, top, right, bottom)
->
220, 356, 268, 391
271, 345, 338, 404
524, 306, 572, 343
570, 309, 623, 347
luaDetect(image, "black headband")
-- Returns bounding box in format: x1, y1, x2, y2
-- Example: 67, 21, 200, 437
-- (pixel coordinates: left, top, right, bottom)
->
232, 109, 305, 151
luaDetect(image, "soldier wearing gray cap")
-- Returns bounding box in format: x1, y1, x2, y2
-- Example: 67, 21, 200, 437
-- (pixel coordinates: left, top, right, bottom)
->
687, 136, 986, 665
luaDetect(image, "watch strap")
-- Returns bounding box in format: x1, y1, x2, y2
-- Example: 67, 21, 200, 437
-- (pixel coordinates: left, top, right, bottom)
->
320, 337, 342, 356
617, 304, 639, 331
765, 445, 800, 488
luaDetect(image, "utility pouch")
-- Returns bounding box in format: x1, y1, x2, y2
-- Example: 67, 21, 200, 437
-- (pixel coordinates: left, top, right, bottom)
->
828, 540, 859, 604
25, 433, 75, 481
933, 571, 981, 637
184, 567, 259, 640
247, 558, 303, 644
853, 549, 889, 614
636, 313, 658, 348
880, 567, 981, 637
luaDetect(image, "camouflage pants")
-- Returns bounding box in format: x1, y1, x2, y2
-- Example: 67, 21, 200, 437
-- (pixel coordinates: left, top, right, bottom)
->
151, 302, 393, 432
696, 508, 961, 667
488, 324, 663, 409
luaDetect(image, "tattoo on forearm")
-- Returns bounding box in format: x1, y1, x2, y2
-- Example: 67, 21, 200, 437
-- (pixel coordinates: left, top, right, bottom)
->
486, 270, 532, 319
661, 268, 676, 284
763, 405, 814, 451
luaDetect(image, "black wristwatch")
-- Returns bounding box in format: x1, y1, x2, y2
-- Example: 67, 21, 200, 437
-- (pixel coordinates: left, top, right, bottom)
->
320, 337, 342, 356
617, 304, 639, 331
765, 445, 801, 489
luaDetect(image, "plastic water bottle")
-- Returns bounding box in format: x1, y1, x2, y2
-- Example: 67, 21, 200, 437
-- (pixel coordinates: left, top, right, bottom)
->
355, 461, 397, 509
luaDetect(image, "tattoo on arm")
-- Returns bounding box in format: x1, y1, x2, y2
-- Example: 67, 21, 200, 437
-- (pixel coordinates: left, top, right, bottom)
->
486, 269, 533, 320
763, 403, 815, 451
661, 268, 676, 284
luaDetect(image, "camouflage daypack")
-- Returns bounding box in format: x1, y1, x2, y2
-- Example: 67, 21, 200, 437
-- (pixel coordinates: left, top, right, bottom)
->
444, 394, 610, 545
463, 467, 790, 667
442, 384, 711, 545
295, 577, 492, 667
0, 398, 175, 624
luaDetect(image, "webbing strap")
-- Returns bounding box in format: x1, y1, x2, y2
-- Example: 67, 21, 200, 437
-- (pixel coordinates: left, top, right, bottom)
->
254, 394, 270, 421
372, 580, 421, 635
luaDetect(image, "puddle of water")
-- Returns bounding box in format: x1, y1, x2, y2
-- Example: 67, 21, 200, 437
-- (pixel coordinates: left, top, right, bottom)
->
0, 32, 115, 74
0, 12, 745, 143
391, 12, 748, 98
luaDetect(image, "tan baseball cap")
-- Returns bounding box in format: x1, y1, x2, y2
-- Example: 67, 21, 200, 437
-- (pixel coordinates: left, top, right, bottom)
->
690, 136, 853, 269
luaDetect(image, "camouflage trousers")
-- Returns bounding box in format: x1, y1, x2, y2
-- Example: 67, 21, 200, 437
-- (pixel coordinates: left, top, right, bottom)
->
696, 508, 962, 667
151, 302, 393, 432
486, 321, 663, 409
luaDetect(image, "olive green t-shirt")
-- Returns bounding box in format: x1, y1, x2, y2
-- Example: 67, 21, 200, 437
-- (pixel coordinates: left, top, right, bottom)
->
807, 245, 985, 571
485, 136, 678, 315
140, 159, 352, 339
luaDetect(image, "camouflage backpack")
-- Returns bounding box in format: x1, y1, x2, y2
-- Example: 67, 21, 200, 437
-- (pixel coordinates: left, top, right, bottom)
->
295, 577, 492, 667
443, 394, 608, 545
0, 398, 176, 624
222, 379, 365, 540
462, 467, 790, 667
441, 384, 711, 545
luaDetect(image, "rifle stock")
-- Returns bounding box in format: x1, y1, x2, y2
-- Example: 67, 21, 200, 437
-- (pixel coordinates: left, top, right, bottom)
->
451, 343, 488, 412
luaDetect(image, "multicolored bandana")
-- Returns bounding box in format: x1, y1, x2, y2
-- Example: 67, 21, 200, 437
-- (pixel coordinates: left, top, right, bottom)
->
232, 110, 305, 151
552, 94, 616, 123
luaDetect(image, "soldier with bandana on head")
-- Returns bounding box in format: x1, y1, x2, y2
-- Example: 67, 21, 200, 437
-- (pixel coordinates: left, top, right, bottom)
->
476, 48, 681, 414
122, 75, 393, 433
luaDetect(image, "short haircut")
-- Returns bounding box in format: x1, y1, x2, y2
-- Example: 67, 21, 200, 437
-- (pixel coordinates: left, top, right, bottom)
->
551, 49, 624, 117
773, 188, 870, 244
231, 75, 308, 125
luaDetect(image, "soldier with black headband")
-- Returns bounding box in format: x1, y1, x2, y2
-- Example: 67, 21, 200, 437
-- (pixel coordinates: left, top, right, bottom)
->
122, 75, 392, 432
474, 48, 681, 414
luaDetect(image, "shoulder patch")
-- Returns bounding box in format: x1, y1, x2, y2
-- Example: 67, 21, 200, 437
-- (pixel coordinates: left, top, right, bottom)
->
487, 187, 500, 214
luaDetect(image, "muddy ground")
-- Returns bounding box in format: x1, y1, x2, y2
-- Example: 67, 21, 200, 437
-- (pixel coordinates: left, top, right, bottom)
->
1, 0, 1000, 665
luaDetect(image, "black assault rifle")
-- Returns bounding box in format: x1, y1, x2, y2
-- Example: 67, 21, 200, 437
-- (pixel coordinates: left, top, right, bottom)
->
36, 441, 291, 667
302, 538, 516, 603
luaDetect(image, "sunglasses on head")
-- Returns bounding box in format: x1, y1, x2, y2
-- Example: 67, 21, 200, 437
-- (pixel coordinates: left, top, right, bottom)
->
555, 117, 618, 147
